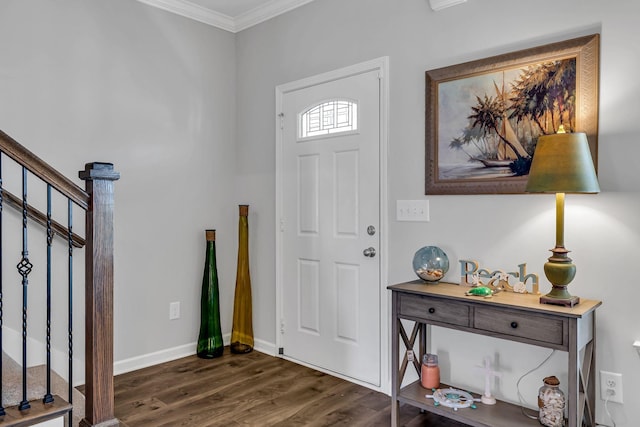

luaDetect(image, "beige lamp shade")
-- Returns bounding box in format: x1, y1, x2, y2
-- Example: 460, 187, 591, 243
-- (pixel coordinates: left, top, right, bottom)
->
525, 132, 600, 194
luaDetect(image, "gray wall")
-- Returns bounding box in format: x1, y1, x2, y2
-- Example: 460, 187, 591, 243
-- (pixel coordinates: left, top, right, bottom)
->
1, 0, 638, 424
236, 0, 640, 424
0, 0, 238, 372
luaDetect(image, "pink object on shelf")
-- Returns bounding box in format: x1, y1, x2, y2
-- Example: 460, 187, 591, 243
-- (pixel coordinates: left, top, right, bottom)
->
421, 353, 440, 389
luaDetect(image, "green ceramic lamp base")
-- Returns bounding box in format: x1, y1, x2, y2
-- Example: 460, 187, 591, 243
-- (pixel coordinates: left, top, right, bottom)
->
540, 249, 580, 307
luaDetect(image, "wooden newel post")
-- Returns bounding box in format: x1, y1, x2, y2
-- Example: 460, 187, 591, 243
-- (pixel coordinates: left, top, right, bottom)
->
79, 162, 120, 427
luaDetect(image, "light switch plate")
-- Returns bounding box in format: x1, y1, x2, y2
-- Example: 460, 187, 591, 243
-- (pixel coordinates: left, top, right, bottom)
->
397, 200, 430, 222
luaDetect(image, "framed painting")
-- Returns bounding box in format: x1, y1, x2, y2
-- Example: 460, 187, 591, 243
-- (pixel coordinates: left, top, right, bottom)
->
425, 34, 599, 195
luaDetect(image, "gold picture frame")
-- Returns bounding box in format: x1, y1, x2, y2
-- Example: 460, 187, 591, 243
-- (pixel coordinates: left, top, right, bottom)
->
425, 34, 599, 195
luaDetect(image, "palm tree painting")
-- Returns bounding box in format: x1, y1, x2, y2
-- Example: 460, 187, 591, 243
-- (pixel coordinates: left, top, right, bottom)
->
425, 34, 599, 195
438, 58, 576, 180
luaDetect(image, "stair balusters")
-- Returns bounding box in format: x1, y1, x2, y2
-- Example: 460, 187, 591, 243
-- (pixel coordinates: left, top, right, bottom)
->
44, 185, 54, 405
67, 198, 74, 427
17, 167, 32, 412
0, 130, 120, 426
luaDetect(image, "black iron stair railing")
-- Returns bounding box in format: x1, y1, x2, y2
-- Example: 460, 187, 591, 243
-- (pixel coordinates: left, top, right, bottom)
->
0, 129, 120, 427
17, 166, 33, 413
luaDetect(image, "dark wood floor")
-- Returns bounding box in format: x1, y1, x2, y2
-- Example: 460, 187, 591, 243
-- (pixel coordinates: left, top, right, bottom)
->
113, 348, 468, 426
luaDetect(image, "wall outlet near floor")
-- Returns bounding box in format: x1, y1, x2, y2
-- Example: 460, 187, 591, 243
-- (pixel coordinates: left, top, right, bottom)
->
169, 301, 180, 320
600, 371, 623, 404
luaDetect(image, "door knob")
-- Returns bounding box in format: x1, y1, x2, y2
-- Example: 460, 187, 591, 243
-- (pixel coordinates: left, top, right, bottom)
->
363, 247, 376, 258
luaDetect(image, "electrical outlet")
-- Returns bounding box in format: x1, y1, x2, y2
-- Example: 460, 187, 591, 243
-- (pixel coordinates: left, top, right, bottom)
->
600, 371, 623, 404
169, 301, 180, 320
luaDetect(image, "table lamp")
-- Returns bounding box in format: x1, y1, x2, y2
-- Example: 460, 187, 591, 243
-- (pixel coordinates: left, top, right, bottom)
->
525, 128, 599, 306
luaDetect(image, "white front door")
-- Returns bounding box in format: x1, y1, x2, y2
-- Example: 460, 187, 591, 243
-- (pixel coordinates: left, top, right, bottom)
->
277, 63, 383, 386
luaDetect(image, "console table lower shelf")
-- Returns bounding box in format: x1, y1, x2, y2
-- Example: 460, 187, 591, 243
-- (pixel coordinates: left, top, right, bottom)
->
389, 281, 601, 427
399, 381, 539, 427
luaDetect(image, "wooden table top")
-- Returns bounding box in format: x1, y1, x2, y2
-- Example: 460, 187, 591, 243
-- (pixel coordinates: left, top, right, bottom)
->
388, 280, 601, 318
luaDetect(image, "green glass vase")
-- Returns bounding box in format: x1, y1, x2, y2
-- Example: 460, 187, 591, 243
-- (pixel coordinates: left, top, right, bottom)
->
230, 205, 254, 354
197, 229, 224, 358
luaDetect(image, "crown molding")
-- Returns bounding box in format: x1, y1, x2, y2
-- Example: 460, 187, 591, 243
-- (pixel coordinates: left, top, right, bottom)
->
136, 0, 235, 31
235, 0, 316, 32
136, 0, 316, 33
429, 0, 467, 11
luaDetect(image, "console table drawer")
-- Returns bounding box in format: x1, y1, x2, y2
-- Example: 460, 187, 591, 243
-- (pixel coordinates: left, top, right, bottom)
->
389, 281, 601, 427
474, 306, 566, 345
399, 294, 470, 327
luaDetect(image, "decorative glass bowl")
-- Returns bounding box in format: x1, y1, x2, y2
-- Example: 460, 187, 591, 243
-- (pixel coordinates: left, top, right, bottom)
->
412, 246, 449, 283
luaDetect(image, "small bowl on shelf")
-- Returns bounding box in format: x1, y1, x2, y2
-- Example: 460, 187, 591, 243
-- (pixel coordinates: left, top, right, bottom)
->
412, 246, 449, 283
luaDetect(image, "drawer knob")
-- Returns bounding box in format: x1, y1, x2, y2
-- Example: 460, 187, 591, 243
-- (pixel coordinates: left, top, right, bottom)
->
510, 321, 518, 329
428, 307, 435, 314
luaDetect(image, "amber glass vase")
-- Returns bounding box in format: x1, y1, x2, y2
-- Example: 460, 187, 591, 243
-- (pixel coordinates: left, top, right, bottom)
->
196, 230, 224, 358
230, 205, 254, 353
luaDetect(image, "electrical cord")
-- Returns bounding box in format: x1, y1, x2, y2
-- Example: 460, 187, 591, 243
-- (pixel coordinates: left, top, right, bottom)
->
516, 349, 556, 420
603, 390, 617, 427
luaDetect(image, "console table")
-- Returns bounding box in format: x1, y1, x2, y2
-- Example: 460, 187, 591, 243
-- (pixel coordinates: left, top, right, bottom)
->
389, 281, 601, 427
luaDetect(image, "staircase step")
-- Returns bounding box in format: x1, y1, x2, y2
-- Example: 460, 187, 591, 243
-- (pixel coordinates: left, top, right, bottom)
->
0, 395, 71, 427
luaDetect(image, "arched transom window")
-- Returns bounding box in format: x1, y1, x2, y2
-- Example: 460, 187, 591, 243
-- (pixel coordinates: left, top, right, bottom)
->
299, 99, 358, 140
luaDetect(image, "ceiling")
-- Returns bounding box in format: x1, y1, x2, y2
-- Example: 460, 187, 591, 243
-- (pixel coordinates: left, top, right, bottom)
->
136, 0, 318, 33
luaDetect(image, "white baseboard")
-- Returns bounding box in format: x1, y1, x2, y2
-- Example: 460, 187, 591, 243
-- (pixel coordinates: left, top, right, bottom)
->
3, 326, 85, 386
114, 342, 196, 376
253, 338, 277, 356
114, 335, 277, 376
3, 326, 47, 367
32, 417, 64, 427
4, 324, 278, 382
